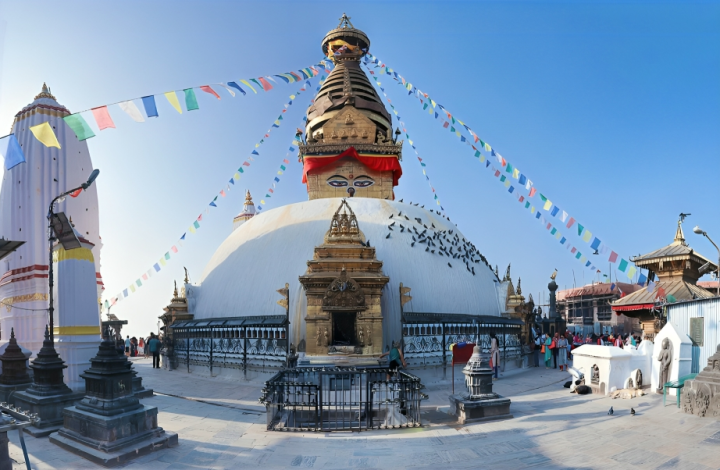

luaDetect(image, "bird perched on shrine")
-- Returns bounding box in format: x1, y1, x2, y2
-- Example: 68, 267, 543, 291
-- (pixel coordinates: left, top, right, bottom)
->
630, 408, 635, 416
608, 407, 613, 416
551, 269, 558, 280
389, 214, 394, 219
399, 199, 403, 203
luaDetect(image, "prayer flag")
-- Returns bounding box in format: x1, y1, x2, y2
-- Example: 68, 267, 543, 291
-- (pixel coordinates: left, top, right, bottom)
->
209, 202, 217, 207
638, 272, 647, 286
575, 252, 582, 259
227, 82, 247, 95
609, 251, 618, 263
184, 88, 199, 111
550, 206, 559, 217
258, 77, 273, 91
571, 247, 577, 254
590, 237, 601, 250
274, 177, 280, 182
513, 168, 519, 179
91, 106, 115, 130
519, 174, 527, 185
123, 289, 128, 297
29, 122, 61, 148
506, 163, 513, 174
0, 135, 25, 170
240, 79, 257, 93
142, 96, 159, 117
216, 83, 236, 96
618, 259, 628, 272
200, 85, 221, 99
560, 237, 567, 244
577, 223, 584, 236
529, 188, 537, 198
153, 263, 161, 272
63, 114, 96, 141
543, 199, 552, 211
566, 217, 575, 229
164, 91, 182, 113
551, 228, 557, 235
561, 211, 568, 223
164, 252, 171, 260
647, 280, 656, 292
627, 266, 637, 279
159, 258, 166, 266
118, 100, 145, 122
142, 274, 148, 281
171, 245, 178, 253
189, 225, 196, 234
193, 220, 200, 229
582, 229, 592, 243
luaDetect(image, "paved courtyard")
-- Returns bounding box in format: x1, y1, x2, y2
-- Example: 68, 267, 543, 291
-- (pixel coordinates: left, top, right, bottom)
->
6, 358, 720, 469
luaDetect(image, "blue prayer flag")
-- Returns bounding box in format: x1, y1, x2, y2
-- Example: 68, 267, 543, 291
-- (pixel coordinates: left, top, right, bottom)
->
153, 263, 161, 272
181, 233, 186, 240
508, 186, 515, 193
272, 124, 279, 128
535, 212, 541, 219
590, 237, 601, 251
560, 237, 566, 244
209, 201, 217, 207
289, 147, 295, 151
610, 283, 616, 291
585, 261, 591, 267
637, 272, 647, 286
252, 150, 259, 155
519, 174, 527, 185
460, 136, 466, 142
274, 177, 280, 182
141, 96, 158, 118
123, 289, 128, 297
550, 206, 560, 217
0, 135, 26, 170
274, 75, 290, 83
229, 178, 234, 185
227, 82, 247, 96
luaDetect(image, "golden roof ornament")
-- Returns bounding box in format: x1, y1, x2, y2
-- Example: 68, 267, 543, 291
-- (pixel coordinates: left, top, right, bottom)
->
34, 82, 56, 101
673, 213, 689, 246
244, 190, 254, 205
329, 199, 360, 237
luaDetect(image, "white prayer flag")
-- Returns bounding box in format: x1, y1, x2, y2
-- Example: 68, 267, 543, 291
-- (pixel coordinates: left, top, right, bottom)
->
216, 84, 236, 97
118, 101, 145, 122
561, 211, 568, 222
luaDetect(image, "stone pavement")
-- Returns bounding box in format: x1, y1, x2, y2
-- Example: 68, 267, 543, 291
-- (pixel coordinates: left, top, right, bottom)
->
6, 358, 720, 469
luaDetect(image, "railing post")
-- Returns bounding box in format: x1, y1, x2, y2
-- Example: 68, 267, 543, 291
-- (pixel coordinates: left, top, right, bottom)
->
210, 327, 214, 376
243, 326, 248, 379
441, 323, 446, 380
186, 329, 190, 373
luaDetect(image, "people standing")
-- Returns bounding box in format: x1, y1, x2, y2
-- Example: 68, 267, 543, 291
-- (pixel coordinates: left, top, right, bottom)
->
544, 334, 552, 369
551, 332, 560, 369
124, 335, 131, 356
490, 332, 500, 379
378, 341, 407, 381
566, 332, 573, 363
148, 333, 161, 369
533, 334, 541, 367
557, 334, 568, 371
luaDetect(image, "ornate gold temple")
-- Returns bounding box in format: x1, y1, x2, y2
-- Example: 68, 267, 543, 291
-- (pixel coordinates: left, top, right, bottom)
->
299, 200, 388, 356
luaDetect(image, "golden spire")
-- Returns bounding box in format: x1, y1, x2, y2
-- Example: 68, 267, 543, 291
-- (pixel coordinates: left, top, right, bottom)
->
245, 190, 254, 206
173, 280, 178, 299
34, 82, 56, 101
673, 215, 687, 246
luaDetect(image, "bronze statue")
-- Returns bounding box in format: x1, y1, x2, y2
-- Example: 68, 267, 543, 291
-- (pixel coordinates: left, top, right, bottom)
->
657, 338, 672, 393
358, 327, 364, 346
366, 326, 372, 346
316, 328, 322, 347
322, 327, 329, 348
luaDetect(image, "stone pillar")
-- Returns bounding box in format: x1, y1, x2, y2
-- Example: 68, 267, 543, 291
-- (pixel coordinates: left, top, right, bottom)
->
49, 328, 177, 466
548, 280, 558, 319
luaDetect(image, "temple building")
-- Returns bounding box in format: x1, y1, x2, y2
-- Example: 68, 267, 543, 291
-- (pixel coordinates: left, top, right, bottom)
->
0, 85, 103, 361
166, 16, 520, 373
557, 282, 642, 335
611, 217, 717, 340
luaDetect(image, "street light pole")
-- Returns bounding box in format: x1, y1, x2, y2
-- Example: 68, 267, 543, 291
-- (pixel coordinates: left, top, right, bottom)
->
47, 169, 100, 341
693, 226, 720, 298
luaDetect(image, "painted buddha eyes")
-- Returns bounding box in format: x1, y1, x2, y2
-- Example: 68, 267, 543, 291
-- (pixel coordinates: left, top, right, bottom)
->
326, 175, 375, 188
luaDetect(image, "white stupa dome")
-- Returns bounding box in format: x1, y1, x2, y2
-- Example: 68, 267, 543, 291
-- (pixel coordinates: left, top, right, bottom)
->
189, 197, 502, 347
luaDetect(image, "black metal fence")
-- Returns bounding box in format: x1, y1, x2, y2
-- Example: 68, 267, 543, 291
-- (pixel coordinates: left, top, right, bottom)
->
259, 367, 426, 432
170, 316, 288, 374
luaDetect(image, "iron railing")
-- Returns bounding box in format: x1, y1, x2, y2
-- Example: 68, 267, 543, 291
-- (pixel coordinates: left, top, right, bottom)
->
259, 367, 427, 432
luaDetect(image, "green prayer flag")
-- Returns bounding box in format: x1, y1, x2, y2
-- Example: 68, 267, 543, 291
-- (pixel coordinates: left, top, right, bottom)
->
618, 259, 628, 272
525, 202, 530, 208
164, 252, 170, 260
540, 194, 547, 202
500, 175, 506, 182
136, 279, 142, 287
238, 168, 244, 173
63, 114, 96, 141
452, 117, 456, 124
184, 88, 199, 111
278, 115, 283, 120
474, 151, 481, 157
193, 221, 200, 229
506, 163, 513, 173
280, 165, 286, 171
423, 103, 428, 110
450, 127, 456, 133
551, 228, 557, 235
575, 252, 582, 259
577, 224, 584, 236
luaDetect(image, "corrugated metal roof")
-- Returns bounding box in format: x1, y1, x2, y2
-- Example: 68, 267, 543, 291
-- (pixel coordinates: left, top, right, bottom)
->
612, 280, 714, 309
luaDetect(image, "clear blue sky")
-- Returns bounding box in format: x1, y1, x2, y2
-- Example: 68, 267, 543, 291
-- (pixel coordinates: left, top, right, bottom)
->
1, 1, 718, 336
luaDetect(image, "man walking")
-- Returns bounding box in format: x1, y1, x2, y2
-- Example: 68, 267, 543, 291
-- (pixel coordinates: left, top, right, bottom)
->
124, 335, 131, 356
148, 333, 161, 369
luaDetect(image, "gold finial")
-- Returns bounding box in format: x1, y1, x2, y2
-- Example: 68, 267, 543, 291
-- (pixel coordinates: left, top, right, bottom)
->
338, 13, 354, 29
173, 280, 178, 298
517, 277, 522, 295
34, 82, 56, 101
674, 213, 689, 246
183, 267, 189, 284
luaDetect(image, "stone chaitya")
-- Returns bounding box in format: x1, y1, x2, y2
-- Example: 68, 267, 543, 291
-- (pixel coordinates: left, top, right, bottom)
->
681, 344, 720, 418
299, 199, 388, 358
0, 328, 32, 402
49, 328, 177, 466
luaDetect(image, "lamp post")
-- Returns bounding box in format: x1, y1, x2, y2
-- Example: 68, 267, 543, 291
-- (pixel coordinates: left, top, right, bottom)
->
47, 169, 100, 341
693, 225, 720, 297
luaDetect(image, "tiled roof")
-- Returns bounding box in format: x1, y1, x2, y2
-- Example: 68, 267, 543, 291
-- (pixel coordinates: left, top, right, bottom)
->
611, 280, 714, 310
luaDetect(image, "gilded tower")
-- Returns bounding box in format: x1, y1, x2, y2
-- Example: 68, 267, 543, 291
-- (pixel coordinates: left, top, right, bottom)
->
300, 14, 403, 200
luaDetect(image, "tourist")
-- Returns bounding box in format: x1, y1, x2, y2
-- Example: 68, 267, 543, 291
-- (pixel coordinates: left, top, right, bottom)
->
557, 334, 568, 371
565, 332, 573, 362
533, 334, 541, 367
144, 335, 151, 358
490, 332, 500, 379
148, 333, 161, 369
543, 334, 552, 369
138, 337, 145, 356
124, 335, 131, 356
551, 332, 560, 369
631, 335, 638, 347
378, 341, 406, 381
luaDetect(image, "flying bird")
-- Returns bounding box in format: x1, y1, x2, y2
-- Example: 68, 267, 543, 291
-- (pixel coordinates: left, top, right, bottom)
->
399, 199, 403, 203
385, 233, 391, 239
630, 408, 635, 416
448, 263, 452, 268
679, 212, 691, 222
608, 407, 613, 416
550, 269, 558, 280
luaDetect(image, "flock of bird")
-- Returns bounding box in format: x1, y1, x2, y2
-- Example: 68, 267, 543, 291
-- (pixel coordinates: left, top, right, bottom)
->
381, 200, 495, 276
608, 406, 636, 416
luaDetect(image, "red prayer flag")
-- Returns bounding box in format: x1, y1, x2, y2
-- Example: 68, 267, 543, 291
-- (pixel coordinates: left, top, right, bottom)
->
197, 214, 202, 221
519, 196, 525, 203
268, 188, 274, 193
69, 188, 83, 198
171, 245, 178, 253
494, 170, 500, 177
200, 86, 221, 99
220, 190, 226, 197
289, 72, 302, 81
609, 251, 618, 263
91, 106, 115, 130
546, 223, 552, 230
566, 217, 575, 229
243, 161, 250, 167
529, 187, 537, 197
258, 77, 273, 91
283, 159, 289, 164
571, 247, 577, 254
442, 121, 450, 128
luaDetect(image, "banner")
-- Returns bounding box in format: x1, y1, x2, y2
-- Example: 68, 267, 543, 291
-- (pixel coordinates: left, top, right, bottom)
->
102, 75, 322, 308
366, 52, 636, 280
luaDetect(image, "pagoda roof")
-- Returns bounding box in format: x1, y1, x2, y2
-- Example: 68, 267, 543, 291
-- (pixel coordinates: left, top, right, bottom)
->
611, 280, 714, 312
557, 282, 640, 300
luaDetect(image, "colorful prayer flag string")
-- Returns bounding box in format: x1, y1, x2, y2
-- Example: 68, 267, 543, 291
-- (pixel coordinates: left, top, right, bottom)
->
102, 75, 322, 307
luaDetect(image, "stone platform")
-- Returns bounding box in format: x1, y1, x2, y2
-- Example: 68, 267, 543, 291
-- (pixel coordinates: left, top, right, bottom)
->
449, 394, 513, 424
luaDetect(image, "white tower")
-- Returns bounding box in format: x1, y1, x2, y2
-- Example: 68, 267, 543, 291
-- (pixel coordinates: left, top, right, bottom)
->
0, 84, 103, 359
232, 190, 256, 231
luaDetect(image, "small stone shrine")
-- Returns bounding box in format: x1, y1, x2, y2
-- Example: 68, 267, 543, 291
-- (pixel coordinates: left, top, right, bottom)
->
13, 326, 84, 437
0, 329, 32, 402
449, 344, 512, 423
49, 328, 177, 467
681, 343, 720, 418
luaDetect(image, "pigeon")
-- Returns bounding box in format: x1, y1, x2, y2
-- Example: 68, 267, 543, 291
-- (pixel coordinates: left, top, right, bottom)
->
400, 227, 405, 233
389, 214, 394, 219
405, 216, 410, 220
414, 203, 418, 206
388, 226, 393, 231
421, 205, 424, 208
608, 407, 613, 416
439, 252, 444, 256
398, 211, 403, 217
423, 224, 428, 229
412, 236, 416, 241
411, 242, 415, 247
399, 199, 403, 203
431, 250, 435, 254
448, 263, 452, 268
389, 221, 395, 227
366, 240, 370, 247
471, 267, 475, 275
425, 247, 429, 252
630, 408, 635, 416
385, 233, 391, 239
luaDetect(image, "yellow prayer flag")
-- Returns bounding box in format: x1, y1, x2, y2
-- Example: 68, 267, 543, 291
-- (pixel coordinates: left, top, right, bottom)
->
29, 122, 61, 148
513, 168, 519, 179
408, 140, 413, 145
504, 179, 510, 188
164, 91, 182, 114
234, 172, 241, 180
543, 200, 552, 211
430, 99, 436, 108
240, 80, 257, 94
189, 225, 196, 234
531, 206, 536, 213
555, 231, 562, 240
422, 170, 426, 175
436, 200, 440, 205
582, 230, 592, 243
627, 266, 637, 279
455, 131, 461, 137
277, 171, 283, 175
261, 200, 266, 204
159, 258, 167, 267
130, 284, 136, 293
290, 94, 296, 99
480, 155, 486, 163
255, 144, 260, 148
484, 143, 491, 152
458, 119, 465, 126
580, 256, 587, 263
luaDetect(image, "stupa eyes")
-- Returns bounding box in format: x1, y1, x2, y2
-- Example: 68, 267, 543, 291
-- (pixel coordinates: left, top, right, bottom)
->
327, 175, 349, 187
352, 176, 375, 188
326, 175, 375, 188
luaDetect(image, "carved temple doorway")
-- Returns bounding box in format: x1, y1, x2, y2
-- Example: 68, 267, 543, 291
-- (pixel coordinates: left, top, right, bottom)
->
299, 200, 388, 357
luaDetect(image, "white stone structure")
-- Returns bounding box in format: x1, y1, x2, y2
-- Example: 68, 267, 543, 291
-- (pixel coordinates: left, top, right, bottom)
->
651, 322, 692, 396
0, 85, 102, 358
52, 230, 102, 391
571, 342, 653, 396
